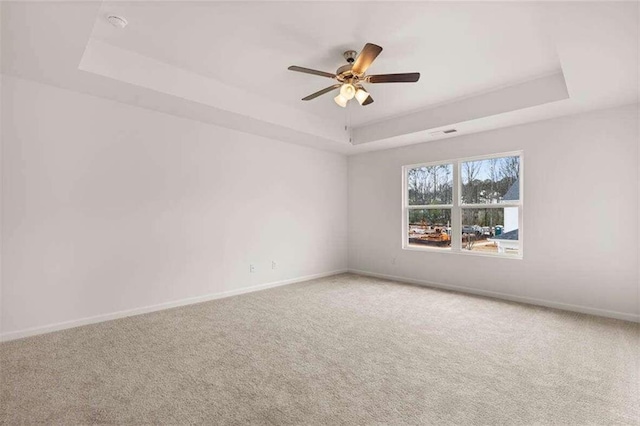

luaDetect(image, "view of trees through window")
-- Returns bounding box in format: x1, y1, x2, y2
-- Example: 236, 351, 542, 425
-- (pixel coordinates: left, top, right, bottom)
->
461, 156, 519, 204
407, 164, 453, 205
405, 153, 522, 256
461, 208, 503, 230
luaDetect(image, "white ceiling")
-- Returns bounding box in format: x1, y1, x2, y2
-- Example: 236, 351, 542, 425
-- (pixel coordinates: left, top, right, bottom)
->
1, 1, 638, 154
91, 1, 560, 127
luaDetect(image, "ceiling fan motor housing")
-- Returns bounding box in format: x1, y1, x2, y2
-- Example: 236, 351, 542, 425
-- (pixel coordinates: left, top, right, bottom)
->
337, 49, 362, 82
336, 64, 355, 80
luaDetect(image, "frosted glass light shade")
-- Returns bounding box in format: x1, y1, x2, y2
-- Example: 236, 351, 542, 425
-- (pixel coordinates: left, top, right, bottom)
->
334, 94, 348, 108
355, 88, 370, 105
339, 84, 356, 100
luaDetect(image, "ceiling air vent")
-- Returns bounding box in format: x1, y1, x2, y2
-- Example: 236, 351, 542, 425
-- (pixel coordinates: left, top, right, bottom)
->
429, 129, 457, 137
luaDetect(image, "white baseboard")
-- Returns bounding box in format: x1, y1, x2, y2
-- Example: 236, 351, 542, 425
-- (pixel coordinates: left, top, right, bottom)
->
1, 269, 348, 342
349, 269, 640, 323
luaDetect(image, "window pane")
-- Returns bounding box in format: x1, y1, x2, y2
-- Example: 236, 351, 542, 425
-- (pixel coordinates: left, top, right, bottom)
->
407, 209, 452, 249
407, 164, 453, 205
461, 208, 520, 256
461, 156, 520, 204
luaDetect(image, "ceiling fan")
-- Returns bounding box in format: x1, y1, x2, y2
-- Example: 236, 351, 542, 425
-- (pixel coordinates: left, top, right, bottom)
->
288, 43, 420, 108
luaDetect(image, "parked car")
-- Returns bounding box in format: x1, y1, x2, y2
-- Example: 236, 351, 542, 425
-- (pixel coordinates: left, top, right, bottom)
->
482, 226, 493, 237
462, 225, 481, 236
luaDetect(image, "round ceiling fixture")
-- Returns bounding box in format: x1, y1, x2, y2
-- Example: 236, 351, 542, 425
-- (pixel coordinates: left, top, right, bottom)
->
107, 15, 128, 29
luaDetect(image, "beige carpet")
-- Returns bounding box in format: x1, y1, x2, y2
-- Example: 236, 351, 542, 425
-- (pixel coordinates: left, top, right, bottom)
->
1, 273, 639, 425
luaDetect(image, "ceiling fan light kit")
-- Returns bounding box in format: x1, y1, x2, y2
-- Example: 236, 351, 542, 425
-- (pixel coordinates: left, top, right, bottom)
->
288, 43, 420, 108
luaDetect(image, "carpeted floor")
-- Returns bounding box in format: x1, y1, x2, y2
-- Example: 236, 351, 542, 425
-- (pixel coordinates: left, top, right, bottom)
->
1, 273, 639, 425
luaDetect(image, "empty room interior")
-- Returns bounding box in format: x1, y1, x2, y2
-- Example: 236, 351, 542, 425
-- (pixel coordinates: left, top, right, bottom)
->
1, 1, 639, 424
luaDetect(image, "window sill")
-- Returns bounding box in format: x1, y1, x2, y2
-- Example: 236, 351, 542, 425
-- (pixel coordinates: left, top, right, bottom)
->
402, 245, 523, 260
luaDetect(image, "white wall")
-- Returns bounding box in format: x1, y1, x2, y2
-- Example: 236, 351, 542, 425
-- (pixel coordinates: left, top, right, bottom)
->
1, 75, 348, 338
349, 104, 639, 321
2, 75, 638, 341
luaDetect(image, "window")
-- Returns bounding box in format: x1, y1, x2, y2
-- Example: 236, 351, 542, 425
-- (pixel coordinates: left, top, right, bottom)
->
403, 152, 522, 258
406, 163, 453, 250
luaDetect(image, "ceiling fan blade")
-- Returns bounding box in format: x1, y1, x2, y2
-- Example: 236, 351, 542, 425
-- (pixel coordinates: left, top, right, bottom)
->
368, 73, 421, 83
362, 95, 374, 106
288, 66, 336, 79
302, 84, 342, 101
351, 43, 383, 76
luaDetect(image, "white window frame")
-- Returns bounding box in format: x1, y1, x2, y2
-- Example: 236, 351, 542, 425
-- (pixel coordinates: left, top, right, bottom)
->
402, 150, 523, 259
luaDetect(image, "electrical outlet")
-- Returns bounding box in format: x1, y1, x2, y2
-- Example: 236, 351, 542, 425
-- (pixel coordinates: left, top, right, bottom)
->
250, 264, 256, 273
391, 256, 397, 265
272, 261, 277, 270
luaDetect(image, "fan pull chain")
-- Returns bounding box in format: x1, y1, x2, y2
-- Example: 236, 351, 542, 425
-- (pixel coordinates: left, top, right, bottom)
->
346, 103, 353, 145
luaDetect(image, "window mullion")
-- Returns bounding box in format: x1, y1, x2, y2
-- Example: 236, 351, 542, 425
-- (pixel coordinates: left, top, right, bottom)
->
451, 161, 461, 252
461, 203, 521, 209
407, 205, 453, 210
